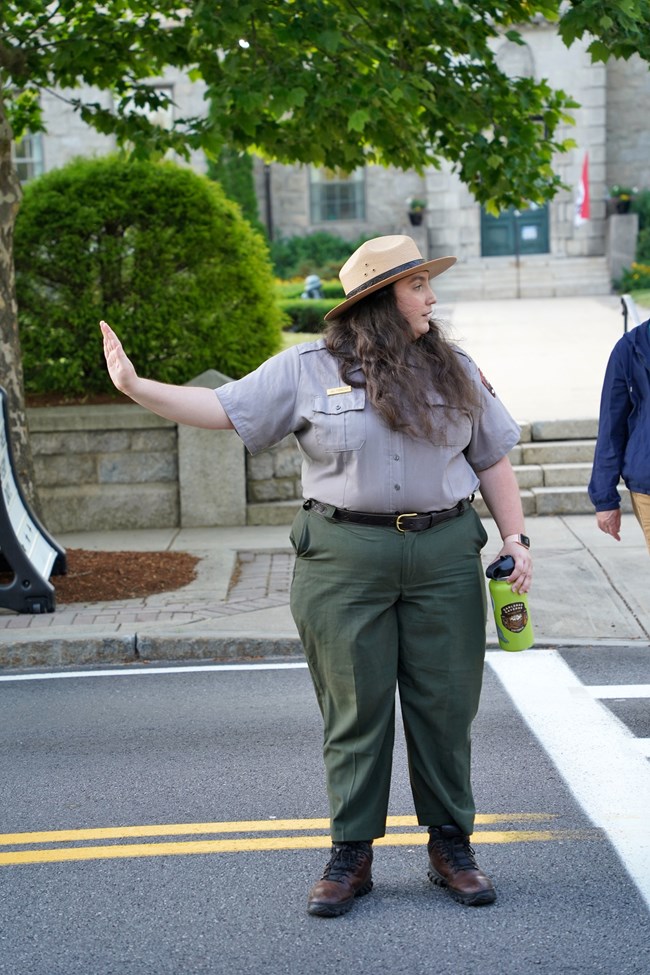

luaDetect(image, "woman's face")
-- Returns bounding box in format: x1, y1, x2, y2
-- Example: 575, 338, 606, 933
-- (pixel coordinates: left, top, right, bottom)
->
393, 271, 436, 338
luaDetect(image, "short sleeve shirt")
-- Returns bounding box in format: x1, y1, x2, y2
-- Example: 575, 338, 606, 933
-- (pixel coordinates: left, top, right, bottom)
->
216, 338, 520, 512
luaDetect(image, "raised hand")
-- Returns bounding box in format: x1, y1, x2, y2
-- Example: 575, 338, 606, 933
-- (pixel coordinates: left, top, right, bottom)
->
100, 320, 137, 394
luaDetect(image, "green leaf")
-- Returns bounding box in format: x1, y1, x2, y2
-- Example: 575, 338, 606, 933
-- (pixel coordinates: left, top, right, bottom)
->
348, 109, 370, 133
587, 39, 612, 63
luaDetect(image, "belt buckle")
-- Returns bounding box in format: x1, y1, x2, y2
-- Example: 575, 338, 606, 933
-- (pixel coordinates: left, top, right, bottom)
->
395, 512, 419, 532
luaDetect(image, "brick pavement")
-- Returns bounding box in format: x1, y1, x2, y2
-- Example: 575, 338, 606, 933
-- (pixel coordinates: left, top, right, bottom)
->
0, 550, 295, 632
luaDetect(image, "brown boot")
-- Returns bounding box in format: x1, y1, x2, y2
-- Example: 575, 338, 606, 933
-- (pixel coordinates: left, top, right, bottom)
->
307, 841, 373, 917
427, 825, 496, 906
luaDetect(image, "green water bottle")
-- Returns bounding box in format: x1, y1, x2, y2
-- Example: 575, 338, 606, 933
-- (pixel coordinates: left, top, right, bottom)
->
486, 555, 534, 652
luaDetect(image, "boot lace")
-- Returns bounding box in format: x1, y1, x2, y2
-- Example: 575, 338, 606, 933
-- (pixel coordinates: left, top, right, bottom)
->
323, 843, 371, 883
431, 833, 479, 872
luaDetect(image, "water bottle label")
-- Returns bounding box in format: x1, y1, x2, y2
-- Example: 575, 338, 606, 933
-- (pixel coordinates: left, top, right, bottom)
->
499, 600, 529, 634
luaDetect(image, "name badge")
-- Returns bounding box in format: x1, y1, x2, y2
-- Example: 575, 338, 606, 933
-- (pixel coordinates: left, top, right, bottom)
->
326, 385, 352, 396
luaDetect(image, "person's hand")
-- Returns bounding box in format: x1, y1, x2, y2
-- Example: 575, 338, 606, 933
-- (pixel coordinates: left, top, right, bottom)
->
596, 508, 621, 541
100, 320, 138, 395
498, 539, 533, 594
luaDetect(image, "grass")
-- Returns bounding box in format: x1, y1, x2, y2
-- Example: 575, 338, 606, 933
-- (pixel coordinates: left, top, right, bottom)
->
629, 289, 650, 308
281, 330, 321, 349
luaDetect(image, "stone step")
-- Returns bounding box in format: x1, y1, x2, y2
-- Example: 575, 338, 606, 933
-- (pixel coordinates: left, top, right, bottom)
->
519, 439, 596, 465
529, 419, 599, 441
512, 462, 594, 489
441, 256, 611, 300
529, 485, 632, 516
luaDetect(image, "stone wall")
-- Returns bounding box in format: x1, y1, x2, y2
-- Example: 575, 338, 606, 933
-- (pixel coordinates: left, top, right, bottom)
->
28, 404, 180, 533
246, 435, 301, 503
606, 53, 650, 189
27, 399, 288, 533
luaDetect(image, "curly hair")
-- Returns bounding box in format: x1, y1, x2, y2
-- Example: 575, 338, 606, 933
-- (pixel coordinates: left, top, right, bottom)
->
324, 284, 480, 441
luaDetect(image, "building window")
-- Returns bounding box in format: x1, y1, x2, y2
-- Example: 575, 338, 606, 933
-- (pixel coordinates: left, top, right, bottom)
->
14, 132, 44, 182
310, 168, 365, 222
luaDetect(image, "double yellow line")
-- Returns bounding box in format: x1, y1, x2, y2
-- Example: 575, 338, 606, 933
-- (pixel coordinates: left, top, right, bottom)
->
0, 813, 593, 866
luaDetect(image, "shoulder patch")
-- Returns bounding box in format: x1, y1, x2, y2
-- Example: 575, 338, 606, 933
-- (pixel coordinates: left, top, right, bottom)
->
479, 369, 496, 397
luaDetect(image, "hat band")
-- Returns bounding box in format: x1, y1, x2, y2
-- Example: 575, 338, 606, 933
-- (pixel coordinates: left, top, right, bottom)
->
344, 259, 424, 299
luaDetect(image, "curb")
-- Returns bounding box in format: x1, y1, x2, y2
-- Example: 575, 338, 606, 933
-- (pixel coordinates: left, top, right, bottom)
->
2, 634, 649, 672
0, 633, 304, 671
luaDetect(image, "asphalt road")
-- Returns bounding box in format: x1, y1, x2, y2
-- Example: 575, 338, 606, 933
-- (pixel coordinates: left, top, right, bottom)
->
1, 648, 649, 975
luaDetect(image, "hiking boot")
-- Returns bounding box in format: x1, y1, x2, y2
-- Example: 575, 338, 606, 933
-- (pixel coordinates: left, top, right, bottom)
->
307, 841, 373, 917
427, 825, 496, 906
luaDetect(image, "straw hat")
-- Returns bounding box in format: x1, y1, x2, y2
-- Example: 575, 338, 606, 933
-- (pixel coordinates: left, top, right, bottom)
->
324, 235, 457, 321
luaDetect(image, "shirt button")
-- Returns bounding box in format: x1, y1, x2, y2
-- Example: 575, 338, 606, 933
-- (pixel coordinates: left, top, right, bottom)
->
335, 404, 341, 411
394, 484, 401, 491
393, 454, 400, 461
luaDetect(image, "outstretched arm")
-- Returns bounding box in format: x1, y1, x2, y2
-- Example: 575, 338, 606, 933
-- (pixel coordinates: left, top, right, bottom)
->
101, 321, 234, 430
477, 454, 533, 593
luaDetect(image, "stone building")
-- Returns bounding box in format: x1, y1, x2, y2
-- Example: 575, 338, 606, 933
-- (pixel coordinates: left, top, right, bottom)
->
254, 24, 649, 299
16, 21, 649, 301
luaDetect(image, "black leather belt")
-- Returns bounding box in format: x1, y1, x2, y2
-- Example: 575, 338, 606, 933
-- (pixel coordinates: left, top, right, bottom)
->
304, 497, 472, 532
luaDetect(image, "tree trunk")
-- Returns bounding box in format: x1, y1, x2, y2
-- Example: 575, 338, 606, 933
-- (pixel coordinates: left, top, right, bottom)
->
0, 95, 41, 515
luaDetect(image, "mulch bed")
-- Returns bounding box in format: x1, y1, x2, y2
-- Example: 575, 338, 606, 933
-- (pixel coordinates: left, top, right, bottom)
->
0, 549, 200, 604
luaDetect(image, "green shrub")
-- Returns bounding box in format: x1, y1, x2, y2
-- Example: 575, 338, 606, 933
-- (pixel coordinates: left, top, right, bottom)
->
636, 226, 650, 263
270, 231, 369, 279
279, 299, 335, 332
15, 155, 283, 396
632, 189, 650, 227
617, 262, 650, 292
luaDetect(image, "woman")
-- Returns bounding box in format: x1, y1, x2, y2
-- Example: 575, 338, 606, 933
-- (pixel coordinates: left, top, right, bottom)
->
101, 235, 532, 918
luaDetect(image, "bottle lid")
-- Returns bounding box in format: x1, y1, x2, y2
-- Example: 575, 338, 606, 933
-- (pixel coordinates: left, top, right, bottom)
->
486, 554, 515, 580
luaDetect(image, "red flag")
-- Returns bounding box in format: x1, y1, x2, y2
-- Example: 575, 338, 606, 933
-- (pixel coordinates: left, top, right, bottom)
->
574, 153, 590, 226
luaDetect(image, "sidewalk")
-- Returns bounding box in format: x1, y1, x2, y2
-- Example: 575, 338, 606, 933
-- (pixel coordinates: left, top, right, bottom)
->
1, 295, 649, 669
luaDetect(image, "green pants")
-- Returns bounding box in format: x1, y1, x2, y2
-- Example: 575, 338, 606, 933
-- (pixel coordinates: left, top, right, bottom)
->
289, 503, 488, 841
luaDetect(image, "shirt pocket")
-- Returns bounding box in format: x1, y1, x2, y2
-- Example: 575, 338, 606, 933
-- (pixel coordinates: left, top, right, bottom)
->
312, 389, 367, 451
429, 405, 473, 447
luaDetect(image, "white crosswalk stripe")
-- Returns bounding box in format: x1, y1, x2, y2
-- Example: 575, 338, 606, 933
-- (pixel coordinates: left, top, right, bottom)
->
487, 648, 650, 910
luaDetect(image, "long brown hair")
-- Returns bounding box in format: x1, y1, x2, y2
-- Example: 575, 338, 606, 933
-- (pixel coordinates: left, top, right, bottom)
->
324, 284, 479, 440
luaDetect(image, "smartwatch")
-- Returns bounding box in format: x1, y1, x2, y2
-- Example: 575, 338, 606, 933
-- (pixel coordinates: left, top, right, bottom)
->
503, 533, 531, 549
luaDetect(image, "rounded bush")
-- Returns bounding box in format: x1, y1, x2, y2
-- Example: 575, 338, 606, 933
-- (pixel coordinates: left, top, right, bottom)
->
15, 156, 283, 396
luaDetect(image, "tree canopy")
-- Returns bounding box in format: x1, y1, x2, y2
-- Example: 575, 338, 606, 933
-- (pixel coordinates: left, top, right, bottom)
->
2, 0, 650, 508
2, 1, 650, 211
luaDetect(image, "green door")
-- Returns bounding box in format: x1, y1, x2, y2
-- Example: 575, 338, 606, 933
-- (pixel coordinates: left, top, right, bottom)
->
481, 204, 549, 256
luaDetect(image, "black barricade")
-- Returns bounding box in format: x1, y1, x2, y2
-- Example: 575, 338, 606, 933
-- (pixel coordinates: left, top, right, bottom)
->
0, 387, 67, 613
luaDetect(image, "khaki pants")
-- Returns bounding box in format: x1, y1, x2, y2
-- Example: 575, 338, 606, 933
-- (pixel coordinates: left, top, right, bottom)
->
289, 504, 488, 841
631, 491, 650, 553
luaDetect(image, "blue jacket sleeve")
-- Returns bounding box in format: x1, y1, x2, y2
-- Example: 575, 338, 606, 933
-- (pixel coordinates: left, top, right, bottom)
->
588, 340, 632, 510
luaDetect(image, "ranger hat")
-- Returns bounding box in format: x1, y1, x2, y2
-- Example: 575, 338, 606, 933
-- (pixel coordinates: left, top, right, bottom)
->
324, 235, 457, 321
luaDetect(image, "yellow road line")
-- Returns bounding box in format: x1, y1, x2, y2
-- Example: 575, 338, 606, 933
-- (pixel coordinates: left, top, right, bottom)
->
0, 813, 554, 846
0, 829, 592, 867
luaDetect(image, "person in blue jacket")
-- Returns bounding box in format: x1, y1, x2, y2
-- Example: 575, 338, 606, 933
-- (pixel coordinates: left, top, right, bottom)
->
588, 320, 650, 552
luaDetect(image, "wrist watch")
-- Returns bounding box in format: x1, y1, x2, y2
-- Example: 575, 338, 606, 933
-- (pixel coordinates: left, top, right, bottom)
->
502, 533, 531, 549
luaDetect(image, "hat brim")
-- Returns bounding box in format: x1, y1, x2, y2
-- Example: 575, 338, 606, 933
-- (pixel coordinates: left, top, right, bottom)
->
324, 256, 457, 322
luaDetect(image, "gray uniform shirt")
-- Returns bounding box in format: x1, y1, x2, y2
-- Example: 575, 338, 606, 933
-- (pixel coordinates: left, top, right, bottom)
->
216, 338, 520, 513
